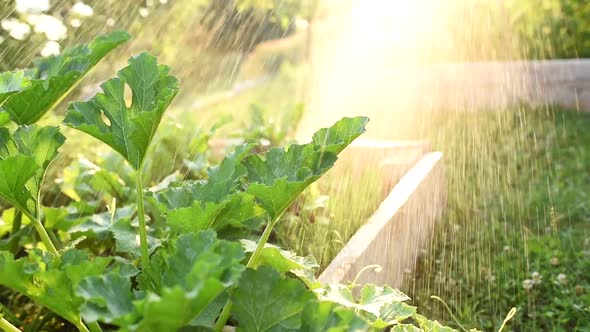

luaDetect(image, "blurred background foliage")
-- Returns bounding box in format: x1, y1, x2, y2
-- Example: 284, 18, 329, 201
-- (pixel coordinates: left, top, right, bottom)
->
446, 0, 590, 61
0, 0, 317, 189
2, 0, 589, 93
0, 0, 317, 95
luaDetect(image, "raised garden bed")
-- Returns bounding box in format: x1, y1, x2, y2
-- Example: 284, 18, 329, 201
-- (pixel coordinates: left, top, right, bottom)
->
209, 137, 445, 287
314, 139, 445, 288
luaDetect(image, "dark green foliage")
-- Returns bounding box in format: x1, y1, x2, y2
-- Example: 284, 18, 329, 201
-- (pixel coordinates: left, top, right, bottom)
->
0, 33, 453, 332
64, 52, 179, 170
1, 32, 129, 125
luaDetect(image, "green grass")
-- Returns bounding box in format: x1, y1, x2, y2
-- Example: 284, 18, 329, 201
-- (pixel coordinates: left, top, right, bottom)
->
274, 165, 389, 270
404, 108, 590, 331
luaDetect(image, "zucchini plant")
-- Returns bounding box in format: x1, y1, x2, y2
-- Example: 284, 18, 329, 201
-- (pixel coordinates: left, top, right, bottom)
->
0, 33, 460, 332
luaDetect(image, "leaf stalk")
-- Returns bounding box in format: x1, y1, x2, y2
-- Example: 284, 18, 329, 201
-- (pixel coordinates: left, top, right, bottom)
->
21, 209, 59, 259
213, 213, 283, 331
87, 321, 104, 332
135, 170, 150, 269
0, 317, 20, 332
73, 319, 91, 332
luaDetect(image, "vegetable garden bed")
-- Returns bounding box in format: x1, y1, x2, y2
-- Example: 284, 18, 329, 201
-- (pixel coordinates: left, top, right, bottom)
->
0, 32, 459, 332
317, 140, 445, 288
274, 138, 445, 287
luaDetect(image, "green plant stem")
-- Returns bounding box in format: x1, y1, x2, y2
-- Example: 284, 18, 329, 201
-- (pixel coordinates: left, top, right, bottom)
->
0, 305, 21, 328
246, 218, 277, 267
350, 264, 382, 289
73, 319, 90, 332
135, 170, 150, 269
87, 321, 103, 332
21, 210, 59, 259
0, 317, 20, 332
430, 296, 469, 332
213, 301, 232, 332
213, 217, 278, 331
7, 210, 22, 254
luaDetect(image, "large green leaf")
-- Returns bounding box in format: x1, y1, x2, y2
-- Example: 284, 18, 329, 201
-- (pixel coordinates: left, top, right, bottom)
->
240, 239, 319, 274
137, 231, 244, 330
146, 230, 244, 293
0, 125, 65, 216
231, 266, 315, 331
311, 116, 370, 155
415, 315, 459, 332
77, 273, 135, 326
153, 143, 255, 210
64, 52, 180, 170
1, 32, 130, 125
152, 143, 265, 233
111, 217, 162, 257
390, 325, 423, 332
0, 249, 111, 325
243, 117, 368, 219
77, 231, 245, 331
70, 205, 135, 240
320, 284, 416, 329
70, 206, 161, 257
0, 71, 30, 106
301, 301, 368, 332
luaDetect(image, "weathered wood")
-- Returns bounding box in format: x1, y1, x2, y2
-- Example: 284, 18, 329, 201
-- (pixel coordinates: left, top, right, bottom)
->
331, 139, 430, 192
320, 152, 445, 288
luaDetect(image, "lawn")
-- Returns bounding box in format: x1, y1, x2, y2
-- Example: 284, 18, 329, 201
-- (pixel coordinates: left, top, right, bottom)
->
405, 108, 590, 331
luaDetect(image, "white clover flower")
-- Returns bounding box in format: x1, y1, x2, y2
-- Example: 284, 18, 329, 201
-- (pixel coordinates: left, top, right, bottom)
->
69, 18, 82, 28
72, 2, 94, 17
28, 14, 67, 41
523, 279, 534, 290
40, 40, 60, 56
295, 18, 309, 30
1, 18, 31, 40
139, 8, 149, 17
531, 271, 542, 285
550, 257, 560, 266
160, 0, 168, 4
557, 273, 567, 285
16, 0, 50, 14
106, 18, 115, 27
503, 245, 511, 253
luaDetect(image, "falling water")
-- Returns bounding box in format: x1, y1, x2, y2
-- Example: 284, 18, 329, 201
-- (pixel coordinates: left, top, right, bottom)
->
298, 0, 590, 330
1, 0, 589, 330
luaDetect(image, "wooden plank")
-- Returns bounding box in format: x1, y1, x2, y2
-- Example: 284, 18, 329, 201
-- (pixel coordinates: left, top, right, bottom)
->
331, 139, 430, 192
319, 152, 445, 288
